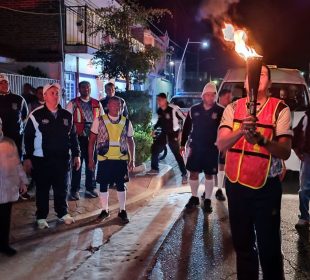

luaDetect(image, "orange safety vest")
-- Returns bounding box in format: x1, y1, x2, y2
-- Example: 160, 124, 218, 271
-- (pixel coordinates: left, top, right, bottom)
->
225, 97, 283, 189
73, 98, 100, 136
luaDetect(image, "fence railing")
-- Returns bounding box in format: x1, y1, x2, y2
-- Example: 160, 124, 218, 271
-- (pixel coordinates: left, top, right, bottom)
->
4, 74, 59, 96
65, 5, 104, 49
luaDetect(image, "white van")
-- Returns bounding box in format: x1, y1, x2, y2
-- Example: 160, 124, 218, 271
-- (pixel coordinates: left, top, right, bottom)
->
219, 66, 310, 171
170, 92, 201, 116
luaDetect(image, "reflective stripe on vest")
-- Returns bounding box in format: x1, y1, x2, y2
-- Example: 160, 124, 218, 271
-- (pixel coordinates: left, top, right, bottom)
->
225, 97, 282, 189
97, 115, 128, 161
73, 98, 101, 136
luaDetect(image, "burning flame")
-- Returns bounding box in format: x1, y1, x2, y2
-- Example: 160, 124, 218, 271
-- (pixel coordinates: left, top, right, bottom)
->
222, 23, 262, 60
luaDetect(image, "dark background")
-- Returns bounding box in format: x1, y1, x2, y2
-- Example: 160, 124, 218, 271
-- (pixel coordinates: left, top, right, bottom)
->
140, 0, 310, 78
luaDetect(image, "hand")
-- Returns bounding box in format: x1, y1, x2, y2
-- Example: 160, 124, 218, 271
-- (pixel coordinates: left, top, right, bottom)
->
23, 159, 33, 175
128, 160, 135, 172
19, 183, 27, 195
151, 130, 156, 137
73, 157, 81, 171
295, 151, 304, 161
180, 146, 185, 156
241, 115, 257, 133
88, 159, 96, 171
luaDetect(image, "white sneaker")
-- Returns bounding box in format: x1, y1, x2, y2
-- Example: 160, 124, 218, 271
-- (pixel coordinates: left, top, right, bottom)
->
60, 214, 75, 225
37, 219, 49, 229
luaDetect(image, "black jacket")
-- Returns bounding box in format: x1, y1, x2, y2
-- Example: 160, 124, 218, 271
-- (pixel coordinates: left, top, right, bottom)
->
23, 104, 80, 160
0, 92, 28, 145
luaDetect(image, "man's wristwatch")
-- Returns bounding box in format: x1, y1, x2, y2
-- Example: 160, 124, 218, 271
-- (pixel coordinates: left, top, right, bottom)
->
257, 136, 269, 147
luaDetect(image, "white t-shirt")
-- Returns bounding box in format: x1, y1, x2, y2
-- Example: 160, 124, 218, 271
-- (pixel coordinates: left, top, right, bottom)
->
91, 115, 134, 137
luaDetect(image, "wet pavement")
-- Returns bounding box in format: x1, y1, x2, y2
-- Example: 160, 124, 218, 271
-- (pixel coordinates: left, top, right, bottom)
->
1, 151, 309, 280
147, 195, 310, 280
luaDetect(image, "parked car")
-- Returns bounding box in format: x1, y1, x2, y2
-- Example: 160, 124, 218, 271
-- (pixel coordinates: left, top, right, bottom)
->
170, 92, 201, 116
218, 65, 310, 171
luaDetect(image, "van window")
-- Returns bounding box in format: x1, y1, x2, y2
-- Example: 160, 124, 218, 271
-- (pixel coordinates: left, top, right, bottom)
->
221, 82, 309, 111
170, 97, 201, 108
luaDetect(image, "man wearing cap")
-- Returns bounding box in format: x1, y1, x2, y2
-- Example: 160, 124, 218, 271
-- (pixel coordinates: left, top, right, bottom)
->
0, 73, 28, 157
23, 83, 81, 229
148, 92, 187, 184
66, 81, 104, 200
181, 82, 224, 212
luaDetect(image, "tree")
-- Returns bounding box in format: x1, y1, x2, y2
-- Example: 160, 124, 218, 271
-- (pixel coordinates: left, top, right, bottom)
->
91, 0, 171, 91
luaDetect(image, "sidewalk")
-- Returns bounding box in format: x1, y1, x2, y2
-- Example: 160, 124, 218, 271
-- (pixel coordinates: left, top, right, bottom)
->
10, 153, 178, 243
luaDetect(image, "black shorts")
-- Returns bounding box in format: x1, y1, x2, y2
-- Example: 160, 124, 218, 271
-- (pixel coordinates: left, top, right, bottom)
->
219, 152, 225, 165
96, 160, 129, 191
186, 148, 219, 175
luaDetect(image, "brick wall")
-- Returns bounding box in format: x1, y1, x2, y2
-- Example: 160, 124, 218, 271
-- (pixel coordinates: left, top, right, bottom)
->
0, 0, 64, 62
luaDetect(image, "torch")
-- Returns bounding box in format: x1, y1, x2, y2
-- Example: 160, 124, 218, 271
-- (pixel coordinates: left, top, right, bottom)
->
222, 23, 263, 118
246, 56, 263, 118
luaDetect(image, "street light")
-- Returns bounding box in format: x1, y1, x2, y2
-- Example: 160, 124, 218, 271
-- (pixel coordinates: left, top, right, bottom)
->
175, 38, 209, 95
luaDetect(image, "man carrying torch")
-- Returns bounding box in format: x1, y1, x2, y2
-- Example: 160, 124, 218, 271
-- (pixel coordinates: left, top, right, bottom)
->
217, 62, 292, 280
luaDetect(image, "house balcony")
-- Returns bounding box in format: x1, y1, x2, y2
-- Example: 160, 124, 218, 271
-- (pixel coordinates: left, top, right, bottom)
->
65, 5, 104, 57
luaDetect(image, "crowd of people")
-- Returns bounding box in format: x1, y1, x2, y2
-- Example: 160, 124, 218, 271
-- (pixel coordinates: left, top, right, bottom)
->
0, 65, 309, 280
0, 75, 135, 256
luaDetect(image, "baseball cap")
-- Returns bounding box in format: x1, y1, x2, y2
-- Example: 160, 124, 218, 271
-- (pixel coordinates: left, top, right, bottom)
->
202, 82, 217, 96
0, 73, 9, 83
43, 82, 61, 95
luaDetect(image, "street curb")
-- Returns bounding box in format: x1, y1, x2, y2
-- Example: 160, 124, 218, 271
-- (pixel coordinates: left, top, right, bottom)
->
11, 163, 174, 244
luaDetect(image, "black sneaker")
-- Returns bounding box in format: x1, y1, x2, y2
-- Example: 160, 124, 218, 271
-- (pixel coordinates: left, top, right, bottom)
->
96, 210, 110, 222
85, 190, 99, 198
203, 199, 213, 213
118, 210, 129, 224
215, 189, 226, 201
68, 192, 80, 201
185, 196, 200, 209
0, 246, 17, 257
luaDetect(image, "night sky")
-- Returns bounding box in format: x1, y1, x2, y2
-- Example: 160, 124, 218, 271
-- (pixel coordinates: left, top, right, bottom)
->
140, 0, 310, 78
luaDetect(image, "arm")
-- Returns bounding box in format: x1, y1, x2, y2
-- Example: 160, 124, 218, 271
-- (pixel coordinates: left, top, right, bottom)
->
23, 115, 36, 174
217, 127, 244, 152
122, 100, 129, 117
181, 113, 192, 147
127, 136, 136, 171
88, 132, 97, 171
69, 122, 81, 170
21, 97, 29, 121
98, 102, 105, 115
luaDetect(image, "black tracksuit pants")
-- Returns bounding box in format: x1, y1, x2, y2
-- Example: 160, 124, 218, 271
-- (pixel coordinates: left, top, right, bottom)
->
0, 202, 12, 248
151, 131, 186, 175
226, 177, 284, 280
32, 156, 69, 219
70, 136, 95, 193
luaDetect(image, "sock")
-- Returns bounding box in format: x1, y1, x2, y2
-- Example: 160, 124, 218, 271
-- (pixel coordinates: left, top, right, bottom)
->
117, 191, 126, 211
99, 192, 109, 211
189, 179, 199, 197
204, 179, 214, 199
217, 171, 225, 189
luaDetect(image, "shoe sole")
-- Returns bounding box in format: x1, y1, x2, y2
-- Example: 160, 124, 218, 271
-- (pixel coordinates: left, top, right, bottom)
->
96, 214, 110, 222
119, 217, 129, 224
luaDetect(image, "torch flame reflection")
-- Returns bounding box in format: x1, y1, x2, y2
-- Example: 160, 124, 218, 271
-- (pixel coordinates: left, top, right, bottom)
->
222, 23, 262, 60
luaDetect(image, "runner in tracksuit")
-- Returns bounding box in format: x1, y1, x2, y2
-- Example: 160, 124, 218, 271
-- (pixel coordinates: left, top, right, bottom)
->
149, 93, 187, 184
181, 82, 224, 213
23, 83, 81, 229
